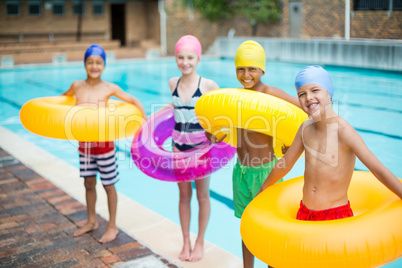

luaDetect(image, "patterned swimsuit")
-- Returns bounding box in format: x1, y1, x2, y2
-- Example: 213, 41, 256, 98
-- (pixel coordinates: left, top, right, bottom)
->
172, 77, 207, 151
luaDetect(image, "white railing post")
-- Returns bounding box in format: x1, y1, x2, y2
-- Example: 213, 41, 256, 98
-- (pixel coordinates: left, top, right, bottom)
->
388, 0, 393, 18
345, 0, 350, 41
158, 0, 167, 56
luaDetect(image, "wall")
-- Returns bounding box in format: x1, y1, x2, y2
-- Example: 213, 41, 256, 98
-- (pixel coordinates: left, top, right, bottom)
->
125, 1, 160, 47
0, 1, 110, 42
292, 0, 402, 40
301, 0, 345, 38
164, 0, 283, 55
144, 1, 160, 43
351, 10, 402, 39
164, 0, 401, 55
1, 0, 400, 55
125, 1, 147, 46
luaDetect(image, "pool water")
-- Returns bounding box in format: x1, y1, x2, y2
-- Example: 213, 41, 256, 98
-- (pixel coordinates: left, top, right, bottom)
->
1, 58, 401, 268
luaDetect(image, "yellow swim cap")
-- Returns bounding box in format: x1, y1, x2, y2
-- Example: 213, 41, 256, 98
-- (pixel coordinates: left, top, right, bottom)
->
234, 40, 266, 72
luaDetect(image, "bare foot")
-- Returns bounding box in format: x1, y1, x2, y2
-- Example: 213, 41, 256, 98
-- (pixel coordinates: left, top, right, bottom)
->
73, 222, 98, 237
189, 241, 204, 262
178, 241, 192, 261
99, 226, 119, 243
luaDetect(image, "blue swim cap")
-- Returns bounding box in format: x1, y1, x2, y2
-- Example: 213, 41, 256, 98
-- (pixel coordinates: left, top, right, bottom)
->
295, 66, 333, 98
84, 44, 106, 65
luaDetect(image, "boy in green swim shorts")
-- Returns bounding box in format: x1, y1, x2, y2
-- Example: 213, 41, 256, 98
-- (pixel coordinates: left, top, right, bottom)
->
233, 157, 278, 218
209, 40, 300, 268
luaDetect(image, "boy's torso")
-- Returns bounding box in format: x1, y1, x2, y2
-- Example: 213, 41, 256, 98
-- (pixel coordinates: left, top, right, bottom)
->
73, 80, 113, 106
235, 84, 282, 167
302, 118, 356, 211
236, 129, 276, 167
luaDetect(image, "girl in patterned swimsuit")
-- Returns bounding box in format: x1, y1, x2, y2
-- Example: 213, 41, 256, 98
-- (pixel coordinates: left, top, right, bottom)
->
169, 35, 219, 262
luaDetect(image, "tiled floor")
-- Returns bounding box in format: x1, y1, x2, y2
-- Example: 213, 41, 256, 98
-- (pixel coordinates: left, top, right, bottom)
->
0, 126, 242, 268
0, 148, 179, 268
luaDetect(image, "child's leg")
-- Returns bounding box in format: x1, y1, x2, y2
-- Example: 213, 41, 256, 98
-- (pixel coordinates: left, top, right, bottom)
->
99, 184, 119, 243
178, 181, 193, 261
242, 240, 255, 268
189, 176, 210, 262
74, 176, 98, 236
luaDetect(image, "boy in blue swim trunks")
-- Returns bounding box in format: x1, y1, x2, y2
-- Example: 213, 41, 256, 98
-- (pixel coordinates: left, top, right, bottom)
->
62, 44, 146, 243
210, 40, 300, 268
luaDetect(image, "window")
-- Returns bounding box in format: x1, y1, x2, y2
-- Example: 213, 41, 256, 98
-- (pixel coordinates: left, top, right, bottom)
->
354, 0, 388, 10
6, 1, 20, 16
393, 0, 402, 10
53, 0, 65, 15
353, 0, 401, 10
93, 0, 105, 15
73, 0, 85, 15
29, 1, 42, 16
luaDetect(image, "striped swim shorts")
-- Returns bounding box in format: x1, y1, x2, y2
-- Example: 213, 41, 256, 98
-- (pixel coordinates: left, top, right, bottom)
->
79, 149, 119, 186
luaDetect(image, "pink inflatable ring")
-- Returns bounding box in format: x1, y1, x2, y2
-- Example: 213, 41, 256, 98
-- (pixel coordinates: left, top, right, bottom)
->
131, 107, 236, 182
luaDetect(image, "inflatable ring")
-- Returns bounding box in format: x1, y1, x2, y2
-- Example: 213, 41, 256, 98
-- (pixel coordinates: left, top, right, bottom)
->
241, 171, 402, 268
20, 96, 143, 141
195, 88, 308, 157
131, 107, 236, 182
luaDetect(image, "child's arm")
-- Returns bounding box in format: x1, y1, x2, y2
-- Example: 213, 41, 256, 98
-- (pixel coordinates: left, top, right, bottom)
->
168, 77, 179, 94
112, 85, 147, 118
204, 79, 219, 93
152, 103, 174, 117
344, 123, 402, 199
268, 86, 301, 108
200, 79, 221, 142
62, 81, 78, 96
258, 125, 305, 194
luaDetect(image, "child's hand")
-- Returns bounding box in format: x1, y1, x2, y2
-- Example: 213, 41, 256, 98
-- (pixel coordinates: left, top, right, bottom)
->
211, 133, 227, 144
205, 132, 226, 144
281, 144, 289, 154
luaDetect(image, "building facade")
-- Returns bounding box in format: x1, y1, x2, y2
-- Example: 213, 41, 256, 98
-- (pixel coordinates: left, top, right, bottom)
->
0, 0, 160, 47
0, 0, 400, 57
283, 0, 402, 39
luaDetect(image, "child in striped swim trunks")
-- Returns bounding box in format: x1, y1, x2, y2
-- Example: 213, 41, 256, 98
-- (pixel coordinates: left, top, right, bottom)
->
168, 35, 220, 262
62, 44, 146, 243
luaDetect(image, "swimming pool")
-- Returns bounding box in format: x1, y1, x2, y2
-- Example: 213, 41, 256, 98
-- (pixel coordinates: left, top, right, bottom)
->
1, 58, 401, 267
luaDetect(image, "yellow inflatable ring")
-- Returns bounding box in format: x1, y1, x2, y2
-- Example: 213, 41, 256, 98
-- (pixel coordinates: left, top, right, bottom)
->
241, 171, 402, 268
20, 96, 143, 141
195, 88, 307, 156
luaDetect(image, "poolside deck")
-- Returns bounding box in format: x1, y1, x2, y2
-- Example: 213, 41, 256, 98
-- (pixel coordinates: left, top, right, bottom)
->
0, 126, 242, 268
0, 148, 178, 268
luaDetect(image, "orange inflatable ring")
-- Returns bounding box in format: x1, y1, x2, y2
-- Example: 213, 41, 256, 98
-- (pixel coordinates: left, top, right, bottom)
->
20, 96, 143, 141
241, 171, 402, 268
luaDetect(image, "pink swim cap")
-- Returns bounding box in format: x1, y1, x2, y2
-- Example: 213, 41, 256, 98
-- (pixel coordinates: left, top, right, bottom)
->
175, 35, 202, 60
